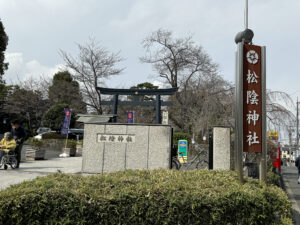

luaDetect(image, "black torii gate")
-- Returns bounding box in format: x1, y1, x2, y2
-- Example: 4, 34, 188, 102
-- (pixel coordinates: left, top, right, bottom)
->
97, 87, 178, 124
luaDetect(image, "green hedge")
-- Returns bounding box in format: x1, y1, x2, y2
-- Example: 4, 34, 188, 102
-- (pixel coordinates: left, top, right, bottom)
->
267, 159, 281, 187
0, 170, 291, 225
173, 132, 191, 147
42, 133, 66, 139
64, 139, 77, 148
26, 138, 45, 148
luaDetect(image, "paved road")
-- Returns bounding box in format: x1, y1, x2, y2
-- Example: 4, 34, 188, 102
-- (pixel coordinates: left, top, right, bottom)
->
0, 145, 82, 190
282, 163, 300, 225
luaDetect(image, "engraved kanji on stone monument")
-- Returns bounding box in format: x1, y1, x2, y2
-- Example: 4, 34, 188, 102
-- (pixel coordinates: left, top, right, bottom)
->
97, 134, 136, 143
109, 135, 115, 142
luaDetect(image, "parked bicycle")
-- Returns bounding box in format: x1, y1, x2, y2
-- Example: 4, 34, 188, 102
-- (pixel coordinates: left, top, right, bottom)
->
171, 142, 208, 170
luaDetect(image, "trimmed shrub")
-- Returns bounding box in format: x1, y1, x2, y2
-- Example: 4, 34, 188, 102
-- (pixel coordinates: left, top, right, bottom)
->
267, 170, 281, 187
64, 139, 77, 149
77, 140, 83, 146
42, 132, 66, 139
173, 132, 191, 147
26, 138, 45, 148
0, 170, 291, 225
266, 158, 281, 186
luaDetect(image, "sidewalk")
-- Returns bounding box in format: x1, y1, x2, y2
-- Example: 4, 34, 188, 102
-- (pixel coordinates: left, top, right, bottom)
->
0, 145, 82, 190
281, 164, 300, 225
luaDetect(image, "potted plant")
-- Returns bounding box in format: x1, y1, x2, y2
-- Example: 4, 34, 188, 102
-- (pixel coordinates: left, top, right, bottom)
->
62, 139, 77, 157
42, 133, 67, 152
25, 138, 46, 160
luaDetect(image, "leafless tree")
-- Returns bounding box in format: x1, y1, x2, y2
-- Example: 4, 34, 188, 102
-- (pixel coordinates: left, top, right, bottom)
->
141, 29, 232, 139
169, 73, 234, 138
141, 29, 218, 91
19, 75, 52, 99
61, 39, 124, 114
266, 90, 295, 132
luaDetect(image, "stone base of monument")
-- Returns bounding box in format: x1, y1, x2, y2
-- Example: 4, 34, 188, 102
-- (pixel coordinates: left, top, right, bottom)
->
244, 162, 259, 179
243, 152, 262, 179
82, 123, 172, 173
26, 147, 45, 160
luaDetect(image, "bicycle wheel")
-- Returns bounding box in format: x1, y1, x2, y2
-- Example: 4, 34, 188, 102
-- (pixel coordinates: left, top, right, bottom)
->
10, 157, 18, 169
196, 160, 208, 170
171, 158, 181, 170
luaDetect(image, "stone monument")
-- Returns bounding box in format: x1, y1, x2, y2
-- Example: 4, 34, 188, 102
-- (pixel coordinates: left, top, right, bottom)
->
82, 123, 172, 173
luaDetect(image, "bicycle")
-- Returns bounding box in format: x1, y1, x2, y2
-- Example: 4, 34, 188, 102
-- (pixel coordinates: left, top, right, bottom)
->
171, 142, 208, 170
171, 156, 181, 170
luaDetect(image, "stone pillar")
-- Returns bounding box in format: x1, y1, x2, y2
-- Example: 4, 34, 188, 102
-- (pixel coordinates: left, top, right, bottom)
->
213, 127, 232, 170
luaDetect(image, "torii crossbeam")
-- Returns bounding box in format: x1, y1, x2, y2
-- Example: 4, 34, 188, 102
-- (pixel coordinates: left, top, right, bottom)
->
97, 87, 178, 124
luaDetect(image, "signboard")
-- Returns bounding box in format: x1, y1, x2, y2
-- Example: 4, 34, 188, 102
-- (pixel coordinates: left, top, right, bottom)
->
127, 112, 134, 123
243, 44, 263, 153
61, 109, 71, 135
268, 131, 278, 141
178, 140, 188, 163
162, 111, 169, 125
97, 134, 135, 143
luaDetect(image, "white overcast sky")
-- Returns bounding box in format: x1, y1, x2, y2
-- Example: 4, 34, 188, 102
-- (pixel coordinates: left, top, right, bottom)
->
1, 0, 300, 104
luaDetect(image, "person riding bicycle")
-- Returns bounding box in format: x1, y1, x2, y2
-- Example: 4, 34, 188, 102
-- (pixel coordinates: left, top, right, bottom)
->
0, 132, 16, 163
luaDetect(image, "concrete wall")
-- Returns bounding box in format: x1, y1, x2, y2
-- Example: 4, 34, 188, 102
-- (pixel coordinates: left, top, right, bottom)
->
213, 127, 232, 170
82, 123, 172, 173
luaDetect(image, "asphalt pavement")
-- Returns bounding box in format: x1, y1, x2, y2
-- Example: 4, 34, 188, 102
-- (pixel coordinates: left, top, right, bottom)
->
282, 163, 300, 225
0, 144, 82, 190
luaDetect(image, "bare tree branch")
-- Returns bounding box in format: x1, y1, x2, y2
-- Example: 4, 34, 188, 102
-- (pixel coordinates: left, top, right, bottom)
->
61, 39, 124, 114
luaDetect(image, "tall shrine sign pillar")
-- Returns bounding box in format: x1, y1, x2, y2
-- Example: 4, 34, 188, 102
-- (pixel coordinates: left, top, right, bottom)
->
235, 42, 266, 182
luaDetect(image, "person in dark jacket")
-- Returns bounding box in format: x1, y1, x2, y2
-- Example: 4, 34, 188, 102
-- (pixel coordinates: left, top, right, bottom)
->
10, 120, 26, 168
295, 155, 300, 184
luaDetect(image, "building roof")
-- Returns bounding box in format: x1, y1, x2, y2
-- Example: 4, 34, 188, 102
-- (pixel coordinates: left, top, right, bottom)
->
76, 114, 116, 124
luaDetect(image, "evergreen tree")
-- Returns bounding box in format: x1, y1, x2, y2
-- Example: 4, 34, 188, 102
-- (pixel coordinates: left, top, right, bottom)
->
0, 19, 8, 109
48, 71, 86, 114
0, 18, 8, 83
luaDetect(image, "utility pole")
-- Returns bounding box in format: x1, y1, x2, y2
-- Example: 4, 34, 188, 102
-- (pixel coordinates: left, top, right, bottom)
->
235, 0, 250, 183
245, 0, 248, 29
297, 98, 299, 157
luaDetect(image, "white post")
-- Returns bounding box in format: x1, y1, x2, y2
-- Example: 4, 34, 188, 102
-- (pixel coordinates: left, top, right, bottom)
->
235, 43, 244, 182
245, 0, 248, 29
260, 46, 267, 182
